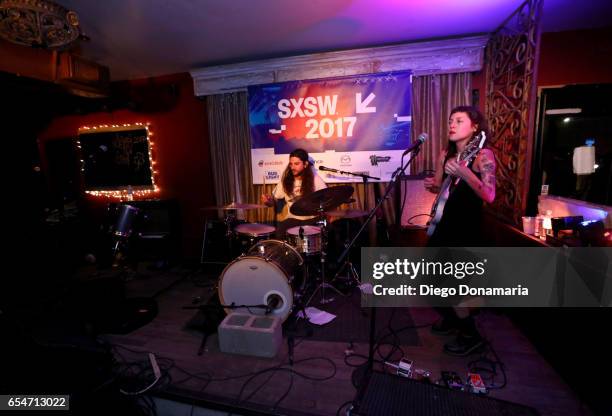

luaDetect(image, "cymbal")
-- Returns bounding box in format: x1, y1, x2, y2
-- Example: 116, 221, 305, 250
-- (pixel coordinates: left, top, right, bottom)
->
326, 209, 369, 218
201, 202, 266, 210
290, 186, 354, 216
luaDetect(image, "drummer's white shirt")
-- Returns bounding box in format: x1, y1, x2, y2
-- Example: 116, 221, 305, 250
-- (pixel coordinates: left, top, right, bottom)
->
272, 171, 327, 221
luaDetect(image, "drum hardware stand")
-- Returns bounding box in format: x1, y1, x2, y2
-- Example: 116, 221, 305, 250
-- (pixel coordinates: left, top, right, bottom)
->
222, 209, 238, 259
306, 207, 343, 306
334, 256, 362, 287
326, 170, 379, 288
333, 220, 362, 287
337, 146, 421, 380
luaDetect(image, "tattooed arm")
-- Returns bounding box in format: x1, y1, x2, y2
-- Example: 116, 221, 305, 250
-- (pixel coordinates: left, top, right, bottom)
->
444, 148, 496, 204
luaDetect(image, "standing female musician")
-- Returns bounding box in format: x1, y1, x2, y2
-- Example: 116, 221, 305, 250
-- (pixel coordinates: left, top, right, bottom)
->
424, 105, 496, 356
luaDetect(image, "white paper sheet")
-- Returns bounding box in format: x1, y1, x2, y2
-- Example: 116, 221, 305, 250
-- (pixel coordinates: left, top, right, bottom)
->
298, 307, 336, 325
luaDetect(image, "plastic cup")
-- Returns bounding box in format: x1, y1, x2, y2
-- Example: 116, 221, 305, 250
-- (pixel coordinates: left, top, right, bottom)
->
522, 216, 536, 235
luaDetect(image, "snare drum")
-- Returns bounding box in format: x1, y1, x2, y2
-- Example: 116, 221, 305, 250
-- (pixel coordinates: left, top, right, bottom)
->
234, 223, 276, 253
286, 225, 322, 255
218, 240, 304, 321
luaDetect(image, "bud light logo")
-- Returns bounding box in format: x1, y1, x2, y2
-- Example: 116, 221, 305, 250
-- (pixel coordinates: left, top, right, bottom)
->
340, 154, 351, 165
265, 171, 279, 180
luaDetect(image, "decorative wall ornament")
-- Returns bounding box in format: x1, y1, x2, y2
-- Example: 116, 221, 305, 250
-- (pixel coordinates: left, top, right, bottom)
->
0, 0, 81, 48
191, 36, 487, 96
485, 0, 543, 224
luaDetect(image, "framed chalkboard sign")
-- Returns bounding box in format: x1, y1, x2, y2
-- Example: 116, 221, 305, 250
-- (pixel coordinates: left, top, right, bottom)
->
78, 125, 154, 191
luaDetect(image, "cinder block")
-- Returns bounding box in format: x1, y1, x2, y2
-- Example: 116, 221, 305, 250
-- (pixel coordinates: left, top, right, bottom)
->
218, 313, 282, 358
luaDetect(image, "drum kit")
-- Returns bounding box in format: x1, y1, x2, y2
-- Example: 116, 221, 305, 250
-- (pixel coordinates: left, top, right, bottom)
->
202, 186, 366, 322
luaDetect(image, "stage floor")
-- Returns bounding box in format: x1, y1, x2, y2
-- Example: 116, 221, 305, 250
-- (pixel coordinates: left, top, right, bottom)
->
94, 264, 590, 416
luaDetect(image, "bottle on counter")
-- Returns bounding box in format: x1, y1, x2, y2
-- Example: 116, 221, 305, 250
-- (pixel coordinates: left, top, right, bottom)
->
535, 214, 545, 239
542, 210, 554, 238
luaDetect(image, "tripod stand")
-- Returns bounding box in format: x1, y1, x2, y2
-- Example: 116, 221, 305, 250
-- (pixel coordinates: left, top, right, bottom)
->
333, 220, 362, 287
306, 208, 344, 305
326, 170, 379, 288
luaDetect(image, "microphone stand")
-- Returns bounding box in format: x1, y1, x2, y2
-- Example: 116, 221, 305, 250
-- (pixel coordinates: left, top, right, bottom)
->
321, 169, 380, 286
321, 168, 379, 184
320, 167, 379, 211
336, 146, 422, 379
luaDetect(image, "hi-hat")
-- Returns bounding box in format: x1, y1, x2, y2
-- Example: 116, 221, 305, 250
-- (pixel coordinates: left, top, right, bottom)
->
326, 209, 369, 218
290, 186, 354, 216
202, 202, 265, 210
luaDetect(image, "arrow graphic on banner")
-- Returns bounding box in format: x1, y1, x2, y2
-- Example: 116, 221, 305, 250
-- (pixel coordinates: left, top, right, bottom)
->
356, 93, 376, 114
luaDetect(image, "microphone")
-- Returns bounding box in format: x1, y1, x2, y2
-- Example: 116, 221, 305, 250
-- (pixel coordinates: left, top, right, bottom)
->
299, 226, 304, 239
402, 133, 428, 156
318, 166, 339, 173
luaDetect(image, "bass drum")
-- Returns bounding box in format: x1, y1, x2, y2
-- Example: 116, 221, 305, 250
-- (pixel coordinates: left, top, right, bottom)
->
218, 240, 304, 321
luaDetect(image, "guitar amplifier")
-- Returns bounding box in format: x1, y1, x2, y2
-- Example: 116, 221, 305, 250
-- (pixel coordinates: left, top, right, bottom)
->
398, 176, 436, 228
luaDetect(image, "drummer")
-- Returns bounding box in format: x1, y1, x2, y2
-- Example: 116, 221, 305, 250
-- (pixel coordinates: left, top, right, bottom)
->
261, 148, 327, 238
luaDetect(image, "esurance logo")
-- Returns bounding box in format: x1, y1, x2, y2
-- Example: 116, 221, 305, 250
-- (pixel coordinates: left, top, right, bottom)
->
258, 160, 283, 168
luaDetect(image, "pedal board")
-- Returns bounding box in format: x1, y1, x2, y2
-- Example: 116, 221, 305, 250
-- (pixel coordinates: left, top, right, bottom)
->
352, 371, 538, 416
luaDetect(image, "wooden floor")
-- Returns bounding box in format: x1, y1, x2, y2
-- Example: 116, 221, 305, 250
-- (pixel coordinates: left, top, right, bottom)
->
96, 265, 591, 416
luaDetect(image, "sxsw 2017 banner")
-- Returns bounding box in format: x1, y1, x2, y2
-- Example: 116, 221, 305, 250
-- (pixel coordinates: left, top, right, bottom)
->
248, 71, 412, 184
